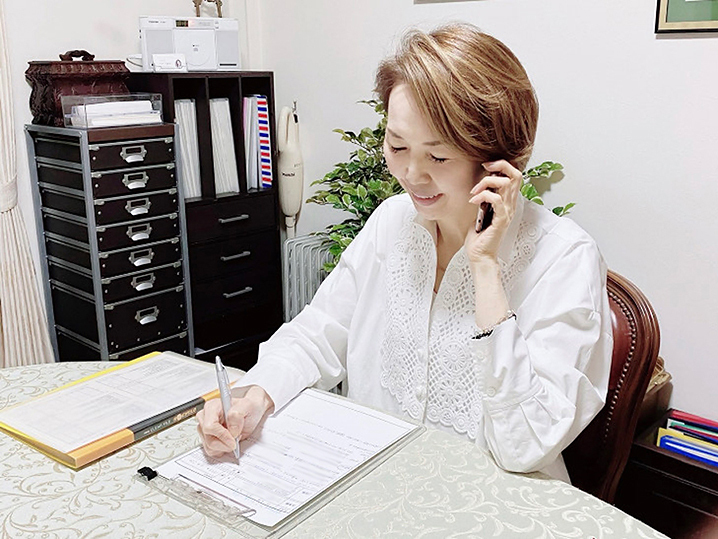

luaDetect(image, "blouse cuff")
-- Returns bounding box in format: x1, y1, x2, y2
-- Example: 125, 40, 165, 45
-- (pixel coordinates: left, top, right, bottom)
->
470, 317, 542, 410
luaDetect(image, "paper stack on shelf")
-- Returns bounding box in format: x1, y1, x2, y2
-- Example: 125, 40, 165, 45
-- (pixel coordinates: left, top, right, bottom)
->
656, 409, 718, 467
174, 99, 202, 199
69, 100, 162, 128
242, 94, 273, 191
209, 98, 240, 195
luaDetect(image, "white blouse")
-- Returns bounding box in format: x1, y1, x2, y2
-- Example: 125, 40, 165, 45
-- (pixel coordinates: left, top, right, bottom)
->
237, 193, 613, 481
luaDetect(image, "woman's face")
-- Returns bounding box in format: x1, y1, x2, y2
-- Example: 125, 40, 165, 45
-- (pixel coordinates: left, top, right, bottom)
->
384, 84, 482, 229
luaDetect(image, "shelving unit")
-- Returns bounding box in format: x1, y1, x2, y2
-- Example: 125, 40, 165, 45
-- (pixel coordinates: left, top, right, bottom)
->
127, 72, 283, 369
615, 410, 718, 538
26, 123, 193, 360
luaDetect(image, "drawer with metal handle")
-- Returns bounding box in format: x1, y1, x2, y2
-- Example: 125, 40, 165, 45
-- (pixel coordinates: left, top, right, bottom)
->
100, 263, 184, 303
32, 132, 174, 170
43, 209, 180, 251
55, 328, 190, 361
35, 161, 177, 199
45, 235, 182, 278
93, 163, 177, 198
40, 184, 179, 226
97, 214, 180, 251
186, 193, 276, 243
99, 238, 183, 277
88, 136, 174, 171
50, 282, 187, 353
94, 190, 179, 225
47, 258, 184, 304
191, 267, 281, 323
188, 229, 278, 282
105, 286, 187, 352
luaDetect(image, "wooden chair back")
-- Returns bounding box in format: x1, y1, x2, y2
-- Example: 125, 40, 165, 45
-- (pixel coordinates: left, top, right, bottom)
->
563, 270, 661, 503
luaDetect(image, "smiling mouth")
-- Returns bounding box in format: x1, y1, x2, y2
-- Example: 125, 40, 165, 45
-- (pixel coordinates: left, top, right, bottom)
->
412, 193, 441, 201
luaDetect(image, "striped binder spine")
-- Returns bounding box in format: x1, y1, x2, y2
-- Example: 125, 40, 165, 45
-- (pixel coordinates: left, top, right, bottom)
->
256, 96, 273, 189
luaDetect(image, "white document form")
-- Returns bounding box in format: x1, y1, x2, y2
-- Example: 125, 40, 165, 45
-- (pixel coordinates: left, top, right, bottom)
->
0, 352, 239, 453
156, 389, 421, 527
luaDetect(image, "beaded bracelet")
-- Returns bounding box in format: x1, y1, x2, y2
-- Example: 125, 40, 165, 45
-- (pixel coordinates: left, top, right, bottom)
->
472, 310, 516, 340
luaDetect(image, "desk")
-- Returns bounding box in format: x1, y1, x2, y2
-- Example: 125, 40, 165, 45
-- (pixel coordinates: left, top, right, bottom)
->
0, 362, 667, 538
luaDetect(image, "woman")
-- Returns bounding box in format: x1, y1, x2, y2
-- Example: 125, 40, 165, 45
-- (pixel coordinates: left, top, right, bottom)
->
197, 23, 612, 482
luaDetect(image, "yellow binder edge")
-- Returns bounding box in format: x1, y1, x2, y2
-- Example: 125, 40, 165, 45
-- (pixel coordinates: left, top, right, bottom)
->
49, 352, 161, 393
0, 352, 161, 469
657, 427, 718, 452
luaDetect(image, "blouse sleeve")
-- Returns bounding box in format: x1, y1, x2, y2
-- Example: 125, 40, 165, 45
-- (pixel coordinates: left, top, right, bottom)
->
234, 202, 386, 412
473, 238, 613, 473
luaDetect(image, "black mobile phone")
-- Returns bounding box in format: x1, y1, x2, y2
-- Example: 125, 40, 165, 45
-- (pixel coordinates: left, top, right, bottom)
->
474, 171, 500, 233
475, 202, 494, 233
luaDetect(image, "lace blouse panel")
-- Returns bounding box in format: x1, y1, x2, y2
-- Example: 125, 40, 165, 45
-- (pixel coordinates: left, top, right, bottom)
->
381, 211, 542, 438
379, 215, 435, 421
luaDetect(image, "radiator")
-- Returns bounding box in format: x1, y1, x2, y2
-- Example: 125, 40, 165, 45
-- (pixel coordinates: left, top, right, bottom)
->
282, 235, 332, 321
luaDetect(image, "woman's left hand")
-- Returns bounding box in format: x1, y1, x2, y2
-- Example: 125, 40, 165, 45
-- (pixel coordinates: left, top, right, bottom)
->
465, 160, 522, 264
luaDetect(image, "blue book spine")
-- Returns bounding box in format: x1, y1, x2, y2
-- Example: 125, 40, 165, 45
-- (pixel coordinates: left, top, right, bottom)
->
659, 435, 718, 467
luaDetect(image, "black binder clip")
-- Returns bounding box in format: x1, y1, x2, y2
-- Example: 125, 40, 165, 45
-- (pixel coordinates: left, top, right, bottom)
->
138, 466, 158, 481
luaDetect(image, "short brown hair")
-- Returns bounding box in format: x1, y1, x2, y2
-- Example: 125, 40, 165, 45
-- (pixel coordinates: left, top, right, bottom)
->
375, 23, 538, 170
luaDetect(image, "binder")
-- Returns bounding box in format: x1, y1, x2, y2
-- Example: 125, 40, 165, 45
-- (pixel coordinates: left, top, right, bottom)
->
666, 418, 718, 445
136, 389, 425, 538
658, 427, 718, 452
256, 95, 273, 189
657, 429, 718, 467
210, 97, 240, 194
242, 95, 273, 191
0, 352, 235, 469
669, 409, 718, 434
243, 96, 259, 190
174, 99, 202, 199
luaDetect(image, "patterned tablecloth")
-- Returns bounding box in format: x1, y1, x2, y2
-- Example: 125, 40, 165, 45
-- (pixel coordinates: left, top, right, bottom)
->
0, 362, 667, 539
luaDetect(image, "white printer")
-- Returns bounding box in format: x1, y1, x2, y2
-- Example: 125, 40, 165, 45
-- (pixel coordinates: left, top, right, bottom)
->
139, 16, 240, 72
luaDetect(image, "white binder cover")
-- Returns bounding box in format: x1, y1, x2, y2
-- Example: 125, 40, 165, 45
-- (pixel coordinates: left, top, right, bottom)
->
210, 98, 240, 194
174, 99, 202, 199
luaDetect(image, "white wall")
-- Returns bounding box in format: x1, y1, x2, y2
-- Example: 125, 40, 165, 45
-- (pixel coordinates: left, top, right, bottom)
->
3, 0, 247, 266
253, 0, 718, 420
3, 1, 717, 419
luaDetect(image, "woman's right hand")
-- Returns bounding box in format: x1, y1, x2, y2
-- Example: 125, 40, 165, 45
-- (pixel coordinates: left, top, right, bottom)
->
196, 385, 274, 458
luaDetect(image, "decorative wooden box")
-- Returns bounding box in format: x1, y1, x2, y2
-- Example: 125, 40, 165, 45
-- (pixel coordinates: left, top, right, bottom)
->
25, 50, 130, 127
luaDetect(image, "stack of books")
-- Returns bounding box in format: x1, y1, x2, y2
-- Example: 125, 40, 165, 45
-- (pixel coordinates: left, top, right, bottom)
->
656, 409, 718, 467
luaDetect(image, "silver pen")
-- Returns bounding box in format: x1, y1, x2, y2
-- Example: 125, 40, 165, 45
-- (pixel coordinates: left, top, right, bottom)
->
215, 355, 241, 464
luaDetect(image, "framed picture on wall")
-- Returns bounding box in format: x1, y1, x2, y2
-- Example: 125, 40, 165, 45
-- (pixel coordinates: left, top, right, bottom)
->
656, 0, 718, 32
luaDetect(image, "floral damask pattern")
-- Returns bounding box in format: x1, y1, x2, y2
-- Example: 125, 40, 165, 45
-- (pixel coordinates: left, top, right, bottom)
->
0, 363, 667, 539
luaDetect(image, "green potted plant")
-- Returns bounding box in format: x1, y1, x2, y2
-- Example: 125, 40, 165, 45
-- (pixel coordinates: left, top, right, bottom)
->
307, 100, 571, 271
